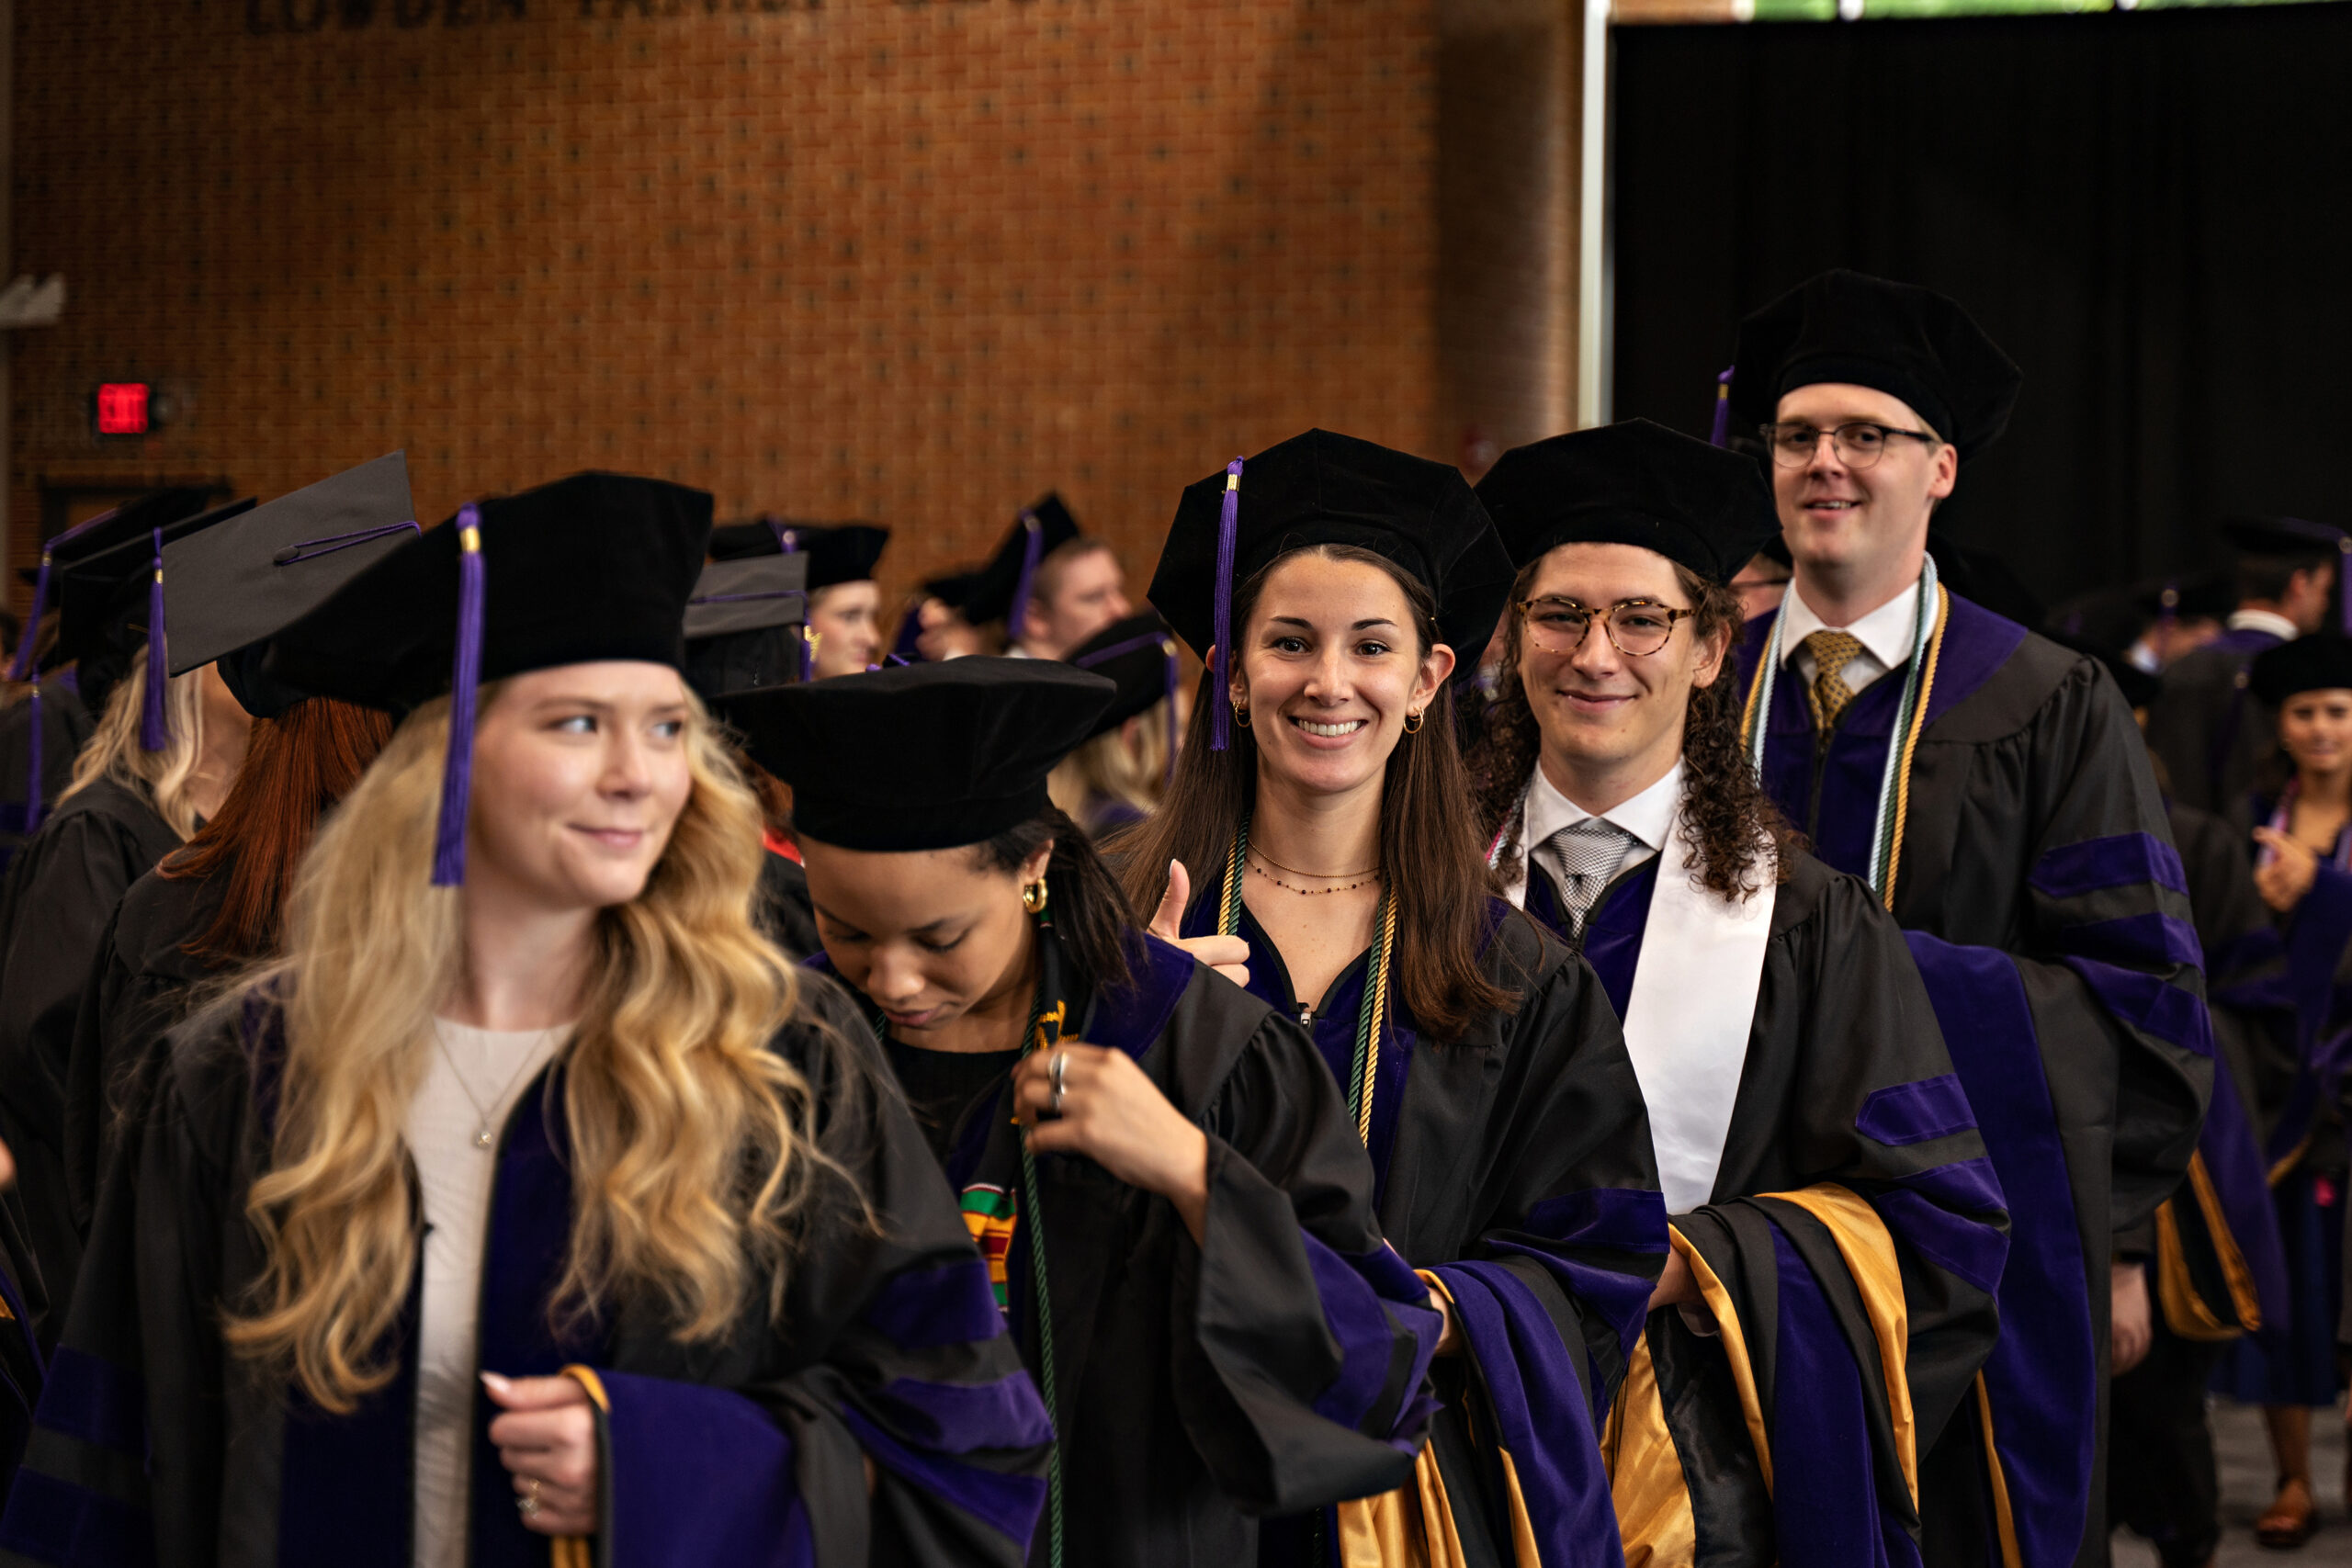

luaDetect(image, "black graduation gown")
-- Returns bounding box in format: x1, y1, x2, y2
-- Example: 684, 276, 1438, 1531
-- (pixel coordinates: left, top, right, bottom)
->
1513, 845, 2006, 1566
58, 866, 230, 1292
2143, 626, 2284, 818
0, 972, 1051, 1568
755, 849, 821, 959
0, 689, 93, 874
1181, 886, 1665, 1566
817, 931, 1442, 1567
1739, 592, 2212, 1568
0, 778, 182, 1339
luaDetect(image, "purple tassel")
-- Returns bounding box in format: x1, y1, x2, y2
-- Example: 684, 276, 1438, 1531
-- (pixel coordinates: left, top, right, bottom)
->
798, 625, 815, 682
140, 529, 169, 751
432, 507, 487, 886
6, 551, 51, 682
765, 515, 797, 557
1709, 366, 1736, 448
1160, 637, 1180, 788
889, 601, 926, 663
1010, 511, 1043, 641
23, 683, 41, 830
1209, 459, 1243, 751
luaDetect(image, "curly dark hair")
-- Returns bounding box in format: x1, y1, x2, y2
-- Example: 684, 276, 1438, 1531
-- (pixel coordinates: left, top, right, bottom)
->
1464, 559, 1797, 901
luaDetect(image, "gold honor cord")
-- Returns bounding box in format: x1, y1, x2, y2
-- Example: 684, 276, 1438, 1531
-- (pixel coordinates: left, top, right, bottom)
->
1218, 815, 1395, 1142
1740, 570, 1951, 911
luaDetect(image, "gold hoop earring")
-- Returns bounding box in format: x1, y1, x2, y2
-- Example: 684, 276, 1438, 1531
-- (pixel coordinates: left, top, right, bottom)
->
1402, 709, 1425, 734
1022, 878, 1050, 916
1231, 701, 1252, 730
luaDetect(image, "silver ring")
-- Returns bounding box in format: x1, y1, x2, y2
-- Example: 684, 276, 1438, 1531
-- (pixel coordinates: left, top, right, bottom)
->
517, 1487, 541, 1520
1050, 1050, 1069, 1112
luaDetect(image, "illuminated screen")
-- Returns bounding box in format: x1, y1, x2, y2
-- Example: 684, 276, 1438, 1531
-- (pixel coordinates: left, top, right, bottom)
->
95, 383, 150, 436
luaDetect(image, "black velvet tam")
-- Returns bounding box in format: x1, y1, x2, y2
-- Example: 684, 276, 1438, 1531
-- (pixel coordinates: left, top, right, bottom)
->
264, 471, 713, 714
1729, 269, 2023, 456
716, 657, 1114, 852
163, 452, 415, 676
961, 493, 1083, 628
1149, 428, 1515, 662
1475, 419, 1779, 585
2251, 635, 2352, 706
1067, 611, 1179, 739
707, 519, 891, 589
2221, 514, 2348, 561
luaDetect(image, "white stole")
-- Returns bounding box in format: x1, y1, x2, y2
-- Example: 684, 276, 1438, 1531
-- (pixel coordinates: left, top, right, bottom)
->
1619, 806, 1775, 1215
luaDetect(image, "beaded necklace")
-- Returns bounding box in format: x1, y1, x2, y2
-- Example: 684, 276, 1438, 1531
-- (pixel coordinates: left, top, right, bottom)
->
1220, 812, 1396, 1145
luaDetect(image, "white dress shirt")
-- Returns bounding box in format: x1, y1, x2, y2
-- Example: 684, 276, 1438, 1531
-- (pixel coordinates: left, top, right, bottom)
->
1504, 761, 1684, 909
2226, 607, 2300, 642
1777, 577, 1923, 697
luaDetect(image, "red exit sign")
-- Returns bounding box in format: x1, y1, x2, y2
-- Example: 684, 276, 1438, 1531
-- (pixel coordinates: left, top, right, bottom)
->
96, 382, 150, 435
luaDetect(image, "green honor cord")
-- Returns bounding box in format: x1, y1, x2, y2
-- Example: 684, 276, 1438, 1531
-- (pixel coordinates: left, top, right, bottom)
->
1742, 556, 1946, 902
1219, 812, 1395, 1136
1017, 998, 1064, 1568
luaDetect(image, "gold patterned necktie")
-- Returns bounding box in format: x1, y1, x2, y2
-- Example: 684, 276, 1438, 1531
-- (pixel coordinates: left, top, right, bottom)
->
1803, 629, 1867, 732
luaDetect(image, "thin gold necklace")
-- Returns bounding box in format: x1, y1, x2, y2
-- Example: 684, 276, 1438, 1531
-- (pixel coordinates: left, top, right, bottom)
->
1247, 853, 1382, 896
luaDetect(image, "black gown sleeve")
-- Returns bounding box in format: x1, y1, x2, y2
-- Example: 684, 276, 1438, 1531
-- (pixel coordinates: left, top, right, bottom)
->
577, 975, 1053, 1568
1159, 1006, 1439, 1513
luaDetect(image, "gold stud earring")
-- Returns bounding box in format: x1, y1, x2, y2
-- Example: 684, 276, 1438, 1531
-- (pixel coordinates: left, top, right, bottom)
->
1022, 878, 1050, 916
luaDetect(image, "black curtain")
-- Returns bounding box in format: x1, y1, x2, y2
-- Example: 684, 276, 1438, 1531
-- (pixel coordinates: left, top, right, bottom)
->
1611, 2, 2352, 612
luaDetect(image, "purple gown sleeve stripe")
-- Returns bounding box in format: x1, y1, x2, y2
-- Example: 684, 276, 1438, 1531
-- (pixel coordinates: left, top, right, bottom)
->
1854, 1075, 1976, 1148
2057, 911, 2205, 971
2060, 957, 2214, 1057
1521, 1187, 1671, 1253
873, 1372, 1055, 1454
1301, 1232, 1412, 1431
1870, 1187, 2007, 1296
28, 1349, 141, 1458
0, 1470, 156, 1568
2030, 832, 2190, 901
1428, 1260, 1628, 1568
1084, 934, 1198, 1059
838, 1404, 1048, 1549
861, 1258, 1006, 1350
1903, 932, 2096, 1568
594, 1370, 815, 1568
1765, 1226, 1924, 1568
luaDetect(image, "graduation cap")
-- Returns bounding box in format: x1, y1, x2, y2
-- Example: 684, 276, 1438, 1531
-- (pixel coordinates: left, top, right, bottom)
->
707, 518, 890, 591
2137, 570, 2234, 626
153, 453, 419, 718
713, 657, 1114, 852
263, 471, 713, 885
55, 496, 260, 745
1067, 610, 1182, 787
1728, 269, 2024, 457
1474, 419, 1780, 584
683, 552, 809, 698
1148, 429, 1515, 750
2250, 635, 2352, 708
8, 487, 216, 681
962, 494, 1082, 630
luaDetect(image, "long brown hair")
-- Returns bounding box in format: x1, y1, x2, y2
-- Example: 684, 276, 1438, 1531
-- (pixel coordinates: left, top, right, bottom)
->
161, 698, 395, 967
1466, 560, 1795, 900
1117, 545, 1515, 1041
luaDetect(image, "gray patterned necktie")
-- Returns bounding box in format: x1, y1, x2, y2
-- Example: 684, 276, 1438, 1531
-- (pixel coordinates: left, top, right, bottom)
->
1541, 818, 1634, 940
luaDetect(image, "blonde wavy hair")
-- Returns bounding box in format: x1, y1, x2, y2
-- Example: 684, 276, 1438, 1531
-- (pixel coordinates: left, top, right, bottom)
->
59, 649, 211, 840
221, 684, 835, 1412
1046, 694, 1181, 838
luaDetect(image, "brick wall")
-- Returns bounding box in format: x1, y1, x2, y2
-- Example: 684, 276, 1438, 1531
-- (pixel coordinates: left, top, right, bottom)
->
11, 0, 1572, 607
